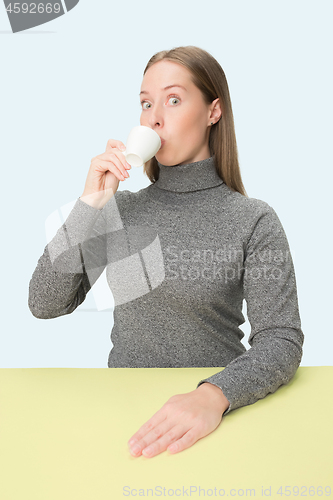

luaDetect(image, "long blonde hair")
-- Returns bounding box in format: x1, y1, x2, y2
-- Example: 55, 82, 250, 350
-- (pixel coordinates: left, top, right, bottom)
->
142, 46, 248, 197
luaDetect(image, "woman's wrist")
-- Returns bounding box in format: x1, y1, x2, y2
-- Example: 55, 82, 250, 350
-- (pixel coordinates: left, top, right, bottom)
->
196, 382, 230, 414
79, 191, 108, 210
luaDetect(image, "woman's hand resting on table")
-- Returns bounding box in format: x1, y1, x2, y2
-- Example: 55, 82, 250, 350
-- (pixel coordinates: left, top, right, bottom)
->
127, 382, 230, 458
80, 139, 132, 210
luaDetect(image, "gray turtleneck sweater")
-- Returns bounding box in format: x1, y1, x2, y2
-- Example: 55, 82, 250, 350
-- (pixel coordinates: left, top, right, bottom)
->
28, 156, 304, 415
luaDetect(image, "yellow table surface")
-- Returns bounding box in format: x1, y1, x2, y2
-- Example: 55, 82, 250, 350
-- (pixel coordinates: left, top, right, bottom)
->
0, 367, 332, 499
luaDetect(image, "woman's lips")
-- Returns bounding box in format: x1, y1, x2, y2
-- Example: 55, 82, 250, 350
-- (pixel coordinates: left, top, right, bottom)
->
160, 138, 165, 148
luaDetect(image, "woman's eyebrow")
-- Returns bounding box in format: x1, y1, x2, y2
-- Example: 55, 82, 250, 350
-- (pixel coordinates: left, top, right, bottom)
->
139, 84, 187, 96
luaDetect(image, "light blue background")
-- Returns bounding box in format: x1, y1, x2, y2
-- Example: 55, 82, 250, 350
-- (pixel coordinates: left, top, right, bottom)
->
0, 0, 332, 367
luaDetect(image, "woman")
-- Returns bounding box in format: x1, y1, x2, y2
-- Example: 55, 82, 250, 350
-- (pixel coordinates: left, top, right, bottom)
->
29, 46, 304, 459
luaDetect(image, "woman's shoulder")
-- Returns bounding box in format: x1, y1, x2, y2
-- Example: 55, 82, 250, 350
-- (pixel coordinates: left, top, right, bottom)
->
222, 184, 277, 219
223, 187, 289, 246
101, 186, 152, 216
112, 185, 151, 205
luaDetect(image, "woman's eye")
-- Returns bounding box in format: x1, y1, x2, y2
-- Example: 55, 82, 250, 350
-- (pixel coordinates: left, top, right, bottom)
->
142, 102, 151, 109
169, 97, 180, 105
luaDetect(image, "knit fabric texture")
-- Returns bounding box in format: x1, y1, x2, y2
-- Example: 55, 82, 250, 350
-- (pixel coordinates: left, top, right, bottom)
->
28, 156, 304, 415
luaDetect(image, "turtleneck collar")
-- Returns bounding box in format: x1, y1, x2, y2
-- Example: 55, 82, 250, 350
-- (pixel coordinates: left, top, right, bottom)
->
154, 156, 224, 193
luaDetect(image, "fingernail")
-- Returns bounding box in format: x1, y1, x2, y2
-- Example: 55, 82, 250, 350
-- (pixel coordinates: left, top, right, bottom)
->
131, 444, 141, 454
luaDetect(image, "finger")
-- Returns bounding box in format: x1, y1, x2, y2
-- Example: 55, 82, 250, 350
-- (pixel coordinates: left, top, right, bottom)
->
95, 154, 129, 179
129, 419, 175, 457
128, 411, 167, 449
105, 139, 125, 153
93, 159, 126, 182
106, 153, 130, 178
98, 151, 131, 173
167, 426, 202, 454
141, 424, 187, 458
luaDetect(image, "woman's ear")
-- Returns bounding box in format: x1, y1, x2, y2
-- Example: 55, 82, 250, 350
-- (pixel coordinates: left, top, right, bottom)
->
208, 98, 222, 125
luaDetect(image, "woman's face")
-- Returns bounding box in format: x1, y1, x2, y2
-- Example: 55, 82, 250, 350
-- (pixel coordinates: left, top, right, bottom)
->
139, 60, 220, 166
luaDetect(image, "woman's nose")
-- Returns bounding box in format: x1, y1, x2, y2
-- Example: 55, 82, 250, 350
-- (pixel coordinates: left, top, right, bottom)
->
148, 105, 164, 129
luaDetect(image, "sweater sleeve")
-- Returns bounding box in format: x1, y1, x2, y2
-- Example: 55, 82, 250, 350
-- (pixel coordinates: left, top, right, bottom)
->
196, 203, 304, 416
28, 197, 108, 319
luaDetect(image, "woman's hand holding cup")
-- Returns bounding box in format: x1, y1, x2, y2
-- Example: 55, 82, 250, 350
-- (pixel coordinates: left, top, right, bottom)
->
80, 126, 161, 210
80, 139, 131, 210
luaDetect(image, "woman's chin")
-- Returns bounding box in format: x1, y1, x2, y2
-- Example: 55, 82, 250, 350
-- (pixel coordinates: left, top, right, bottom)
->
155, 151, 180, 167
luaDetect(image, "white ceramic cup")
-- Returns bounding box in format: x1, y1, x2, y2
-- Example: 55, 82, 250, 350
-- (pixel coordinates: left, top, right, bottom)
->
122, 126, 161, 167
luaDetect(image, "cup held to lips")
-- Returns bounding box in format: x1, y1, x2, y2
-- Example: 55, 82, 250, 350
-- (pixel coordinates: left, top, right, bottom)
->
122, 126, 161, 167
